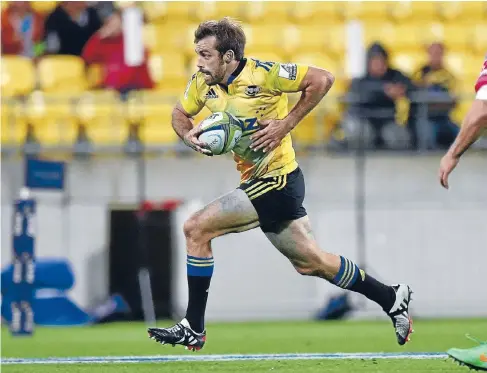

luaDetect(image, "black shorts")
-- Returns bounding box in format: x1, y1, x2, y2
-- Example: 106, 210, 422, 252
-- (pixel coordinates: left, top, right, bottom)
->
238, 167, 307, 233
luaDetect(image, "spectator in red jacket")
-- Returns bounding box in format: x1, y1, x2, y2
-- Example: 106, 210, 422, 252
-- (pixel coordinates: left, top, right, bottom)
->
1, 1, 45, 58
81, 10, 154, 96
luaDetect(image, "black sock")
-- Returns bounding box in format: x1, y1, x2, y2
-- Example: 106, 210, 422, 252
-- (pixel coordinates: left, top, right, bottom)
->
331, 256, 395, 311
185, 255, 214, 333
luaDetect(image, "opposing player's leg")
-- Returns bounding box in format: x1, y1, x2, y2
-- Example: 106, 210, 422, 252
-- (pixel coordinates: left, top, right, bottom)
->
447, 335, 487, 371
148, 189, 259, 350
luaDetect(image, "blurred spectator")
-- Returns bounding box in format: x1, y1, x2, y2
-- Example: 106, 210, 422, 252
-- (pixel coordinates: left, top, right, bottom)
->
411, 42, 459, 149
343, 43, 414, 150
44, 1, 103, 56
81, 10, 154, 97
1, 1, 45, 58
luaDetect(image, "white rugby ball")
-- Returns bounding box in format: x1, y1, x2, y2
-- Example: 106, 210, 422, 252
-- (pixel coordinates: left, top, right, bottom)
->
198, 112, 242, 155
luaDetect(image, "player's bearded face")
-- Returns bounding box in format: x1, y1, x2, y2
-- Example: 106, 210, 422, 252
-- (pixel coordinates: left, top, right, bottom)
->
196, 37, 227, 86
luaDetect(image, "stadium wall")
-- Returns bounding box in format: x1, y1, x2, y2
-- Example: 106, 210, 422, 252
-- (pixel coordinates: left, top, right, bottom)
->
2, 154, 486, 320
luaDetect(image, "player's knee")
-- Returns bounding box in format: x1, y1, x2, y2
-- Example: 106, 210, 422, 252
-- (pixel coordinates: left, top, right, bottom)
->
183, 215, 208, 244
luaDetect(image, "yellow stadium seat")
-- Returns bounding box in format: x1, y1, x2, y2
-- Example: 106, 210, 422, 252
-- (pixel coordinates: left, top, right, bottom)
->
472, 25, 487, 54
289, 1, 340, 24
363, 22, 397, 52
30, 1, 57, 15
209, 1, 244, 20
326, 23, 347, 59
1, 98, 26, 146
86, 64, 103, 89
241, 1, 290, 24
444, 53, 469, 77
76, 90, 127, 145
1, 56, 36, 97
244, 24, 285, 56
452, 100, 473, 125
142, 1, 194, 23
143, 23, 195, 57
391, 53, 424, 76
126, 91, 179, 145
442, 24, 474, 52
439, 1, 486, 22
292, 53, 342, 77
37, 56, 87, 93
390, 2, 439, 23
148, 53, 187, 95
24, 92, 79, 146
140, 2, 168, 23
247, 53, 288, 65
279, 25, 326, 57
341, 1, 389, 21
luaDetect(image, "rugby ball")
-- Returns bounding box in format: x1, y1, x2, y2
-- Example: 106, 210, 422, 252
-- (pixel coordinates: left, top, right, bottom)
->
198, 112, 242, 155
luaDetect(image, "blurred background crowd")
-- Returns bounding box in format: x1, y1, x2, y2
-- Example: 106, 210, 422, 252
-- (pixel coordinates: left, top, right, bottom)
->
1, 1, 486, 156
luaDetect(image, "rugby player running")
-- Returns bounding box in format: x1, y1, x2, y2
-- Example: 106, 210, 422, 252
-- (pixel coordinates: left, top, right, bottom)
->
440, 57, 487, 371
148, 18, 414, 351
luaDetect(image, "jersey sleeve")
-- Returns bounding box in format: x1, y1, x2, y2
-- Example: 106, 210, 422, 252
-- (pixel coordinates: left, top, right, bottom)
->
475, 58, 487, 100
266, 62, 309, 93
179, 73, 205, 116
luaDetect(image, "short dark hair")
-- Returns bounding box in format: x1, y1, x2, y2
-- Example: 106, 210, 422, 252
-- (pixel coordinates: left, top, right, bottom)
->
194, 17, 246, 61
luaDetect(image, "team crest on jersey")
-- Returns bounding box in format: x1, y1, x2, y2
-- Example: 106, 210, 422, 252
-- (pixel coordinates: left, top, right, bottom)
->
245, 85, 261, 97
204, 88, 218, 99
278, 63, 297, 81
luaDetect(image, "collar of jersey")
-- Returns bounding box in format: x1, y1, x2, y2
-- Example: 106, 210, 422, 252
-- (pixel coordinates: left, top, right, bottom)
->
219, 58, 247, 91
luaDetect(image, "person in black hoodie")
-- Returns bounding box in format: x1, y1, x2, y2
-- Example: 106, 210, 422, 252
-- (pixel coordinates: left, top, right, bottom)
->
343, 42, 415, 150
44, 1, 114, 56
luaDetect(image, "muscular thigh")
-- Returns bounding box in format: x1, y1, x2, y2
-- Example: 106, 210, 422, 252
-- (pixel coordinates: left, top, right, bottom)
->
193, 188, 260, 237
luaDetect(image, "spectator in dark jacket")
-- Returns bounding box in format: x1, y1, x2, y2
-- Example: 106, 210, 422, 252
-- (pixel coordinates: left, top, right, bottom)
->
44, 1, 103, 56
343, 42, 415, 150
411, 42, 459, 149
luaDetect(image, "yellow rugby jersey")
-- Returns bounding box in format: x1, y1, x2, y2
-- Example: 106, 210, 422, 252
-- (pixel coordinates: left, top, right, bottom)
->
180, 58, 309, 182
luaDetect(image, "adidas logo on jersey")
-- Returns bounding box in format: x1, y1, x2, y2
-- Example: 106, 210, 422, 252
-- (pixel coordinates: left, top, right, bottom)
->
204, 89, 218, 99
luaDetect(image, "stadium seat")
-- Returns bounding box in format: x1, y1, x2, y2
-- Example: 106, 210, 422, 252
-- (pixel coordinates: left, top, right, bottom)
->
439, 1, 486, 22
126, 91, 179, 146
390, 2, 439, 23
24, 92, 80, 146
244, 24, 286, 56
1, 98, 26, 146
363, 22, 397, 53
143, 23, 195, 58
76, 90, 127, 145
442, 24, 474, 52
37, 56, 87, 93
30, 1, 57, 15
280, 25, 326, 57
341, 1, 389, 21
1, 56, 36, 97
241, 1, 290, 24
140, 2, 168, 23
289, 1, 340, 24
472, 25, 487, 54
86, 64, 103, 89
208, 1, 243, 20
148, 53, 187, 95
292, 53, 342, 78
444, 52, 469, 77
391, 53, 419, 76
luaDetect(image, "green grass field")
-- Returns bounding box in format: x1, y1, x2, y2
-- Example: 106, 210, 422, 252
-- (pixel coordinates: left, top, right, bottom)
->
2, 318, 487, 372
